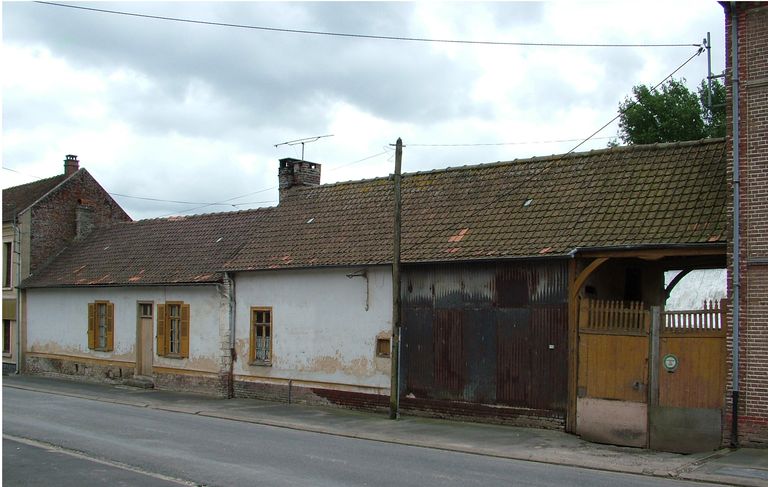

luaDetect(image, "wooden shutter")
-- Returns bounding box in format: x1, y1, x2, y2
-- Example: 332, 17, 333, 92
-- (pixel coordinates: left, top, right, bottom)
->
249, 310, 255, 364
105, 302, 115, 351
87, 303, 96, 350
180, 303, 190, 358
156, 304, 166, 357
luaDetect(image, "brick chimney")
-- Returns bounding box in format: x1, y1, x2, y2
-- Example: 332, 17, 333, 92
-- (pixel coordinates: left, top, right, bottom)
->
278, 158, 321, 202
64, 154, 80, 176
75, 199, 94, 240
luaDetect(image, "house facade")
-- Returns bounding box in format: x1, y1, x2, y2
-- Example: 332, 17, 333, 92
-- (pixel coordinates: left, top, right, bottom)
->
3, 155, 130, 374
724, 1, 768, 446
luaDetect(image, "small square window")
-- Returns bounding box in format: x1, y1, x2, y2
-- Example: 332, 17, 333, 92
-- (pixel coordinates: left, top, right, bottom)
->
376, 337, 391, 358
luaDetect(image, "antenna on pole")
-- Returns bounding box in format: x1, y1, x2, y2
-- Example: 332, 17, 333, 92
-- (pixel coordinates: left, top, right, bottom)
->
274, 134, 334, 161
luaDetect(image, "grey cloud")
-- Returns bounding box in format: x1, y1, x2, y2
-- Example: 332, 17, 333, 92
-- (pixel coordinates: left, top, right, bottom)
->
4, 1, 491, 140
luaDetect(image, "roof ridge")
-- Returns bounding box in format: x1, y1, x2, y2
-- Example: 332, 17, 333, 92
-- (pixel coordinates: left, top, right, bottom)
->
134, 205, 276, 223
1, 173, 66, 193
289, 137, 727, 193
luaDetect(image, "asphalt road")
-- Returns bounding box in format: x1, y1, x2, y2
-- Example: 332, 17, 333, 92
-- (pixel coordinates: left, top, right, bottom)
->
3, 387, 720, 487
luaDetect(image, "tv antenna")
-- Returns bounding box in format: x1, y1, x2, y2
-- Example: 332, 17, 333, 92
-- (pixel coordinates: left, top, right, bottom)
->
275, 134, 334, 161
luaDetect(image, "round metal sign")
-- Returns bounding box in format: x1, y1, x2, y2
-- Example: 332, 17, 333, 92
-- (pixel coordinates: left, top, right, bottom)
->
663, 354, 679, 372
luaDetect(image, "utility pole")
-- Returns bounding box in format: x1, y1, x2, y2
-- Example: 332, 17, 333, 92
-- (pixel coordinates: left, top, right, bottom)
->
390, 138, 403, 420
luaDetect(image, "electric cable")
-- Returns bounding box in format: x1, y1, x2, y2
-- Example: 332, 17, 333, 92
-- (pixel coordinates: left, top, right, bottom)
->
34, 2, 700, 48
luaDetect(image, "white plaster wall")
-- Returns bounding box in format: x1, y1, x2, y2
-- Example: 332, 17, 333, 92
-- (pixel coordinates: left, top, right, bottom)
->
26, 285, 225, 373
233, 266, 392, 388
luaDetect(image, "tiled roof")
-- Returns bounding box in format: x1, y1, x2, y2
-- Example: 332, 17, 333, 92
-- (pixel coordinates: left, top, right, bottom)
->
225, 138, 727, 270
3, 174, 68, 222
22, 138, 727, 287
22, 209, 273, 287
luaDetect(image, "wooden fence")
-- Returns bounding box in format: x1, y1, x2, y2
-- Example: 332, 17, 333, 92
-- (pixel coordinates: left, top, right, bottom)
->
579, 299, 649, 334
662, 299, 726, 336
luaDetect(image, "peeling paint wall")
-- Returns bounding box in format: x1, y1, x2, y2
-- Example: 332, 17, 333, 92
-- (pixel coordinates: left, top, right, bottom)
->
233, 266, 392, 389
25, 285, 227, 378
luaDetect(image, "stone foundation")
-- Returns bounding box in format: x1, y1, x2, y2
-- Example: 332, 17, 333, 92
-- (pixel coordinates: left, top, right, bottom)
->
25, 355, 133, 385
153, 370, 229, 398
234, 379, 564, 428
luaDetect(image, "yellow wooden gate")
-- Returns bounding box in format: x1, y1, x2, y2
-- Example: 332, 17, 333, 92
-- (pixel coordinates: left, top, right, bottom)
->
576, 299, 650, 447
650, 300, 727, 452
577, 298, 727, 451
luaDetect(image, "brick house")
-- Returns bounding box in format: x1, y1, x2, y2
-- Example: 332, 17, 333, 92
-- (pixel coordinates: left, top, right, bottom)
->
723, 1, 768, 447
2, 155, 130, 373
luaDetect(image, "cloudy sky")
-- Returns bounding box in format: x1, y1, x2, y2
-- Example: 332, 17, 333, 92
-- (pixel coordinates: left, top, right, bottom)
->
3, 1, 726, 220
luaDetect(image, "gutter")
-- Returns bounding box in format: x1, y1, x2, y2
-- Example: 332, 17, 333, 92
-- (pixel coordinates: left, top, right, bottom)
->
567, 242, 727, 258
729, 1, 741, 448
224, 272, 236, 399
13, 217, 22, 375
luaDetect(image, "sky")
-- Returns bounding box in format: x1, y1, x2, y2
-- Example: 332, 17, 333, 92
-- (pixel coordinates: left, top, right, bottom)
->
2, 1, 727, 221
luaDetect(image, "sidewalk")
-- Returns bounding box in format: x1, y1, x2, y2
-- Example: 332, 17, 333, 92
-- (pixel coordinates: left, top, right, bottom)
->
3, 375, 767, 486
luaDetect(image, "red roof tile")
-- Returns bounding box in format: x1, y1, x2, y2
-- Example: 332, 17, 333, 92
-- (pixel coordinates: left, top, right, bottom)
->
22, 209, 273, 287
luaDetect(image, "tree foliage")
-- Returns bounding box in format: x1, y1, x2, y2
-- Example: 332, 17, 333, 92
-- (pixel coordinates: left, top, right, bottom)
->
616, 77, 725, 145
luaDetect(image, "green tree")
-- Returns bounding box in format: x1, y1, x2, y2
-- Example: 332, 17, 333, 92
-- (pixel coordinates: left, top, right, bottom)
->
616, 77, 725, 145
699, 78, 726, 138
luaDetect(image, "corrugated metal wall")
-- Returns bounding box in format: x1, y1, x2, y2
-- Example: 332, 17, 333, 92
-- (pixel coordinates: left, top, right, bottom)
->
402, 260, 568, 414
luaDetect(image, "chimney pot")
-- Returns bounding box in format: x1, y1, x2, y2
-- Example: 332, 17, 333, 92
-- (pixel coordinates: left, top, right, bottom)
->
64, 154, 80, 176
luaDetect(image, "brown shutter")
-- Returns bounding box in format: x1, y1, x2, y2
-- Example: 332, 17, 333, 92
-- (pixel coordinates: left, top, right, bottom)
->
156, 304, 166, 356
105, 302, 115, 351
180, 303, 190, 358
87, 303, 96, 350
249, 310, 255, 364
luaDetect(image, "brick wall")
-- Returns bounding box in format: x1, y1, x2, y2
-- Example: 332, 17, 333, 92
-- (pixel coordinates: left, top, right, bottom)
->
29, 169, 130, 275
725, 2, 768, 447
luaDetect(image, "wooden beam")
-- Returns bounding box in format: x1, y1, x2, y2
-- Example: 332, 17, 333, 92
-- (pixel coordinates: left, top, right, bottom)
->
578, 247, 725, 260
567, 256, 608, 433
571, 257, 608, 301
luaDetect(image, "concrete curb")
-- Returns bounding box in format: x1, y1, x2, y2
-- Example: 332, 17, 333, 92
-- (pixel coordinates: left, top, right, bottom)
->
3, 381, 757, 487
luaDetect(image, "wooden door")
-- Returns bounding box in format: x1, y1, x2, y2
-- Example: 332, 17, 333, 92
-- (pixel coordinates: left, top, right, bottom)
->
576, 299, 650, 447
136, 302, 154, 376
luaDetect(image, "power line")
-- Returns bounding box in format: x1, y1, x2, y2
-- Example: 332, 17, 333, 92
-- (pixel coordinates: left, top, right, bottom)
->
408, 136, 614, 148
566, 46, 705, 155
2, 166, 43, 181
35, 2, 700, 49
400, 47, 708, 255
154, 148, 394, 217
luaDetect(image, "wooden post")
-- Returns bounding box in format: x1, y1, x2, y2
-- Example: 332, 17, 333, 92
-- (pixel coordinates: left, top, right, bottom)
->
390, 138, 403, 420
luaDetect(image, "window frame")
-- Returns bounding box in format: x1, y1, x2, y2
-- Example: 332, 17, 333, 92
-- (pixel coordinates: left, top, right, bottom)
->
87, 300, 114, 352
3, 319, 11, 356
249, 306, 272, 366
156, 301, 190, 359
3, 241, 12, 290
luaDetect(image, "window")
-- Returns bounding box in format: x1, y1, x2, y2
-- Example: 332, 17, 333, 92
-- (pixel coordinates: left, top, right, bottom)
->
376, 337, 391, 358
139, 303, 153, 319
3, 242, 11, 289
3, 319, 11, 355
156, 302, 190, 358
87, 301, 114, 351
250, 307, 272, 365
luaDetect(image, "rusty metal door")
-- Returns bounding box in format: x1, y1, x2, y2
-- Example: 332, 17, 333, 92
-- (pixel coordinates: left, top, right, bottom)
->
401, 261, 569, 421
